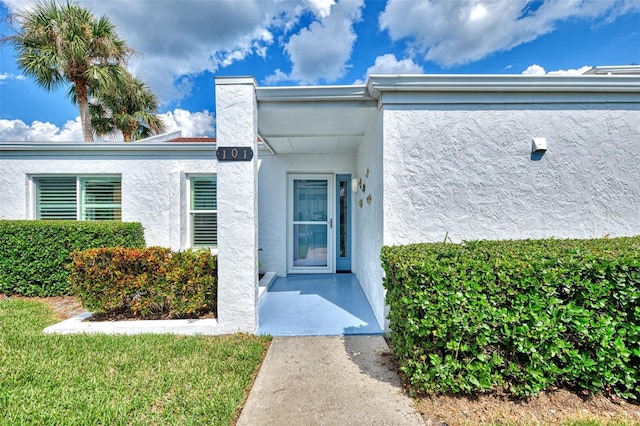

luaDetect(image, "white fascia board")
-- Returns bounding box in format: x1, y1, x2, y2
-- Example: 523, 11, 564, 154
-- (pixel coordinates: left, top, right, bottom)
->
0, 141, 272, 156
0, 142, 217, 156
256, 85, 371, 102
378, 91, 640, 105
366, 74, 640, 100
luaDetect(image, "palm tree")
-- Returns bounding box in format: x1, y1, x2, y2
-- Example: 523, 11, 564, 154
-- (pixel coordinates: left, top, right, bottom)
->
89, 71, 166, 142
5, 1, 132, 141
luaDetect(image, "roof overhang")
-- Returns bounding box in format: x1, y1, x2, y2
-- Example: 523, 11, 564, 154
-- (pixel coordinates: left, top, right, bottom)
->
255, 73, 640, 155
256, 85, 377, 155
366, 74, 640, 104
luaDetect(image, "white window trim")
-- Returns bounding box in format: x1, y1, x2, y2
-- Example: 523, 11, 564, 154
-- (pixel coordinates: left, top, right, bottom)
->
188, 174, 218, 250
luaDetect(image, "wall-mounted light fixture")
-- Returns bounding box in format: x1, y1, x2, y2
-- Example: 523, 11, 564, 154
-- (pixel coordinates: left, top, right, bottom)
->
351, 178, 360, 193
531, 137, 547, 154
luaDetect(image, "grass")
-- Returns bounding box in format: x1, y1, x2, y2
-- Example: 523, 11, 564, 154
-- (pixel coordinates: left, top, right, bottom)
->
0, 298, 271, 425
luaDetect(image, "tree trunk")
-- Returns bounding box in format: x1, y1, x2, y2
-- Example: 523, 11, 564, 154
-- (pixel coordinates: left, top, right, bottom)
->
123, 131, 132, 142
75, 79, 94, 142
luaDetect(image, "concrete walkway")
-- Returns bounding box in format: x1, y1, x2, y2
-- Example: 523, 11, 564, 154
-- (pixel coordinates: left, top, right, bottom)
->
237, 336, 425, 425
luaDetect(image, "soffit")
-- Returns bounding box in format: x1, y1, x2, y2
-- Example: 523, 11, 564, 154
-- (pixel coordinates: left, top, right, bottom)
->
256, 86, 377, 155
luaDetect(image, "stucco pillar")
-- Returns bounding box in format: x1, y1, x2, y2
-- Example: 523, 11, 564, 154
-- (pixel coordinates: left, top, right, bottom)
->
215, 77, 259, 332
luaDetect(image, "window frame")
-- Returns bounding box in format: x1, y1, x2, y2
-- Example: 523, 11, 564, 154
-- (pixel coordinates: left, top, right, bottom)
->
32, 175, 122, 221
188, 175, 218, 248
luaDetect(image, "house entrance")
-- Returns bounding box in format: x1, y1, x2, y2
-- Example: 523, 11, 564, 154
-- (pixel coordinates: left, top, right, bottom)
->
288, 174, 332, 273
287, 174, 351, 274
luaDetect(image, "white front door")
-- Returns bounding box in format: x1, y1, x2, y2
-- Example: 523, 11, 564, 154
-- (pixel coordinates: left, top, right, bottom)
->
287, 174, 334, 273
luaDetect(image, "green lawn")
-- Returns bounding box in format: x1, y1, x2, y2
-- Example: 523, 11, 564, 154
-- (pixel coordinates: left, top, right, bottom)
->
0, 299, 271, 425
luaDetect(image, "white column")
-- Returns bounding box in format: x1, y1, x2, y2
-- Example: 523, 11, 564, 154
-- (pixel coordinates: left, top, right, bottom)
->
215, 77, 259, 332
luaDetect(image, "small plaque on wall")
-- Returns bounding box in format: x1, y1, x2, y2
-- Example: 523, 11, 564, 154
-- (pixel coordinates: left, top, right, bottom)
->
216, 147, 254, 162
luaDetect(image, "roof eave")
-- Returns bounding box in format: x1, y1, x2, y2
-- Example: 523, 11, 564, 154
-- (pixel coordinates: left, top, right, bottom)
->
256, 84, 372, 102
366, 74, 640, 99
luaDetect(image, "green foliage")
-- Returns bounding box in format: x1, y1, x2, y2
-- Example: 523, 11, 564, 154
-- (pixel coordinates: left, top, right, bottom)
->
90, 70, 166, 142
0, 220, 145, 296
5, 0, 133, 141
69, 247, 217, 318
0, 298, 270, 425
381, 237, 640, 399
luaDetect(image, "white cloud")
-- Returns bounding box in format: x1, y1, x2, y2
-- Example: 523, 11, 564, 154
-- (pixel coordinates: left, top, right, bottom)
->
160, 109, 215, 137
521, 64, 547, 75
0, 117, 84, 141
1, 0, 306, 101
266, 0, 365, 84
546, 65, 594, 75
522, 64, 593, 75
307, 0, 336, 18
0, 109, 214, 141
379, 0, 640, 67
355, 54, 424, 83
0, 72, 25, 82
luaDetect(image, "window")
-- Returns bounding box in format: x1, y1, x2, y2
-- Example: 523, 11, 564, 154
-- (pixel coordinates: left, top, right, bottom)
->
190, 176, 217, 247
35, 176, 121, 220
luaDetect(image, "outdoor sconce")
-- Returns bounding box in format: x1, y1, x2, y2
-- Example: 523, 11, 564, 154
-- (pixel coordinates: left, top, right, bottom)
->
531, 137, 547, 154
351, 178, 361, 193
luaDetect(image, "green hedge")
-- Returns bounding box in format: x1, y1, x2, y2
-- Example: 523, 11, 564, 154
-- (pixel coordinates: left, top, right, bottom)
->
381, 237, 640, 399
69, 247, 217, 319
0, 220, 145, 296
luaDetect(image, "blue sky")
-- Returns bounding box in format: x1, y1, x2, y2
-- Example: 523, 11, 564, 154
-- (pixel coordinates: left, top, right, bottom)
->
0, 0, 639, 141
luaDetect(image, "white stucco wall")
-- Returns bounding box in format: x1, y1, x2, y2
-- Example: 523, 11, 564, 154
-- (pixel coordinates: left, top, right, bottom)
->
257, 153, 356, 277
352, 109, 386, 327
382, 104, 640, 245
215, 77, 260, 332
0, 146, 217, 250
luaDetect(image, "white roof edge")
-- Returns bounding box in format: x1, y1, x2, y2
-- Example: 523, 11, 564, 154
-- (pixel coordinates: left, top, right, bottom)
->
215, 76, 258, 86
0, 141, 272, 153
0, 142, 216, 152
136, 130, 182, 142
365, 74, 640, 98
256, 84, 371, 102
583, 65, 640, 75
250, 73, 640, 103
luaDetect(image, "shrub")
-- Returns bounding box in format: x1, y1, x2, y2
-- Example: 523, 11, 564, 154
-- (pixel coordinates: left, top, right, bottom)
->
381, 237, 640, 399
0, 220, 145, 296
69, 247, 217, 319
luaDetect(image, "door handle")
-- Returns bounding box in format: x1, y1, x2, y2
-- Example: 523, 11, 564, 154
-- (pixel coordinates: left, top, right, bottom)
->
329, 218, 333, 229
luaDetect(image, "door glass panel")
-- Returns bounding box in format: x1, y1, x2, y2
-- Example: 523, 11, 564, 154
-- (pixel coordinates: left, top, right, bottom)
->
292, 178, 328, 269
294, 180, 327, 221
339, 180, 347, 257
293, 224, 328, 267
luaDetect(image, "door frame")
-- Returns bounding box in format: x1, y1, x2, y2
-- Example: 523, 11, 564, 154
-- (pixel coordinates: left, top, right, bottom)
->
287, 173, 335, 274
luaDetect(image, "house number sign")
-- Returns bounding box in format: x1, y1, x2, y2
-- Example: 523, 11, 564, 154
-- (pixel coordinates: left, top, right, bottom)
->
216, 147, 253, 161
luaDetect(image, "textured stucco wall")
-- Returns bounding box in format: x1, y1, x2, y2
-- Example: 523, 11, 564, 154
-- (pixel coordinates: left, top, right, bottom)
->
382, 104, 640, 245
353, 109, 386, 328
215, 78, 260, 332
0, 153, 216, 250
257, 153, 356, 277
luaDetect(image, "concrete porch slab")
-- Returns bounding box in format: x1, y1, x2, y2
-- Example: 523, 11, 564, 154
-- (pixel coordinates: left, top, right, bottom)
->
258, 274, 383, 336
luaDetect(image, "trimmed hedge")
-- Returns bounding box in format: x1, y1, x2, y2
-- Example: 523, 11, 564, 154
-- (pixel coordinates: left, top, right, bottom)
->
69, 247, 217, 319
381, 237, 640, 399
0, 220, 145, 296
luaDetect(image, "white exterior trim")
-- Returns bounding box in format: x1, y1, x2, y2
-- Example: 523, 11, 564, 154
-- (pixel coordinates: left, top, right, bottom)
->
0, 142, 218, 157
